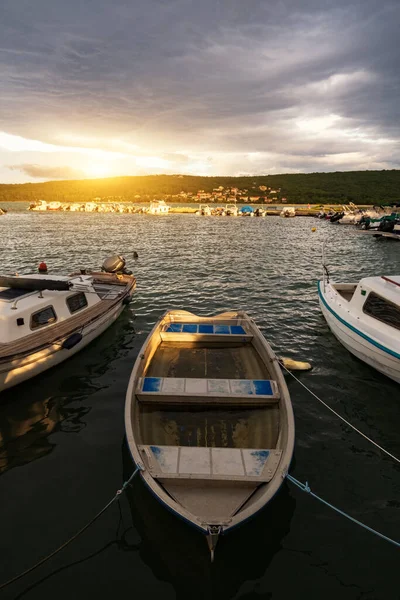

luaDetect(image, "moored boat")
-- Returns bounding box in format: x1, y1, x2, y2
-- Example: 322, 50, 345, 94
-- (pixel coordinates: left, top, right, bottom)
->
318, 274, 400, 384
280, 207, 295, 218
148, 200, 170, 215
195, 204, 212, 216
225, 204, 238, 216
125, 310, 294, 558
0, 255, 136, 392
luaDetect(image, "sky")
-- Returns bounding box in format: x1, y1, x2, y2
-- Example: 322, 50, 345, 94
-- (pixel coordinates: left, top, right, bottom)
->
1, 0, 399, 183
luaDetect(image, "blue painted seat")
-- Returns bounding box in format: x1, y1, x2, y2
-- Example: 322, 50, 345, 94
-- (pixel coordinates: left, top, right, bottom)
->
137, 376, 280, 405
163, 323, 247, 335
139, 444, 283, 482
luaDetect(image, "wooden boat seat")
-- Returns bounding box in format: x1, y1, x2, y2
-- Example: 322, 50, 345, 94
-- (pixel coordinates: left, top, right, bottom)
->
160, 322, 253, 343
136, 377, 280, 406
139, 444, 283, 482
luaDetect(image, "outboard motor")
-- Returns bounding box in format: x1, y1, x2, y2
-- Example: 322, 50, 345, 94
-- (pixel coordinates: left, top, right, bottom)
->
102, 255, 132, 275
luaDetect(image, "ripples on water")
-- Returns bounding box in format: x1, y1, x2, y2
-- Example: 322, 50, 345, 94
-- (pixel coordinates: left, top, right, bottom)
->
0, 204, 399, 599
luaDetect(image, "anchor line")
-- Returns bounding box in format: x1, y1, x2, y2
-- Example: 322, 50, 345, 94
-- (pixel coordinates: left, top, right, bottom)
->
0, 467, 141, 591
286, 474, 400, 549
278, 360, 400, 465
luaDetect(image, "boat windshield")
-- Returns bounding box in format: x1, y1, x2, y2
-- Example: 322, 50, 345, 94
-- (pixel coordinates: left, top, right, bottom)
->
0, 288, 32, 301
363, 292, 400, 331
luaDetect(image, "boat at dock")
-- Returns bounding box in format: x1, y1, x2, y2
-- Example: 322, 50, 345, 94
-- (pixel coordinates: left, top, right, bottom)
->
318, 274, 400, 384
280, 207, 296, 218
239, 206, 254, 217
148, 200, 170, 215
254, 207, 266, 217
195, 204, 212, 216
0, 255, 136, 392
225, 204, 239, 216
125, 309, 294, 559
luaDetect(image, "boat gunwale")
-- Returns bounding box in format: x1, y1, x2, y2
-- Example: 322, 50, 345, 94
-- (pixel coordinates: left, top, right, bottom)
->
124, 309, 295, 533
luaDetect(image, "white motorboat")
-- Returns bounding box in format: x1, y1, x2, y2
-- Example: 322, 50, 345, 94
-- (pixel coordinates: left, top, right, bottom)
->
318, 272, 400, 384
0, 255, 136, 392
84, 202, 98, 212
254, 207, 266, 217
280, 207, 295, 218
125, 310, 294, 559
225, 204, 239, 216
28, 200, 48, 211
195, 204, 212, 216
148, 200, 170, 215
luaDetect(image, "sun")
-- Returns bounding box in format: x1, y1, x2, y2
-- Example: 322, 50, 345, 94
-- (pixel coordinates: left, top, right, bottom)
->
84, 164, 113, 178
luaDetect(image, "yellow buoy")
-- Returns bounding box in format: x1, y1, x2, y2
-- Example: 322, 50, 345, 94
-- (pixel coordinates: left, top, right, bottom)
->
311, 227, 316, 232
280, 357, 312, 371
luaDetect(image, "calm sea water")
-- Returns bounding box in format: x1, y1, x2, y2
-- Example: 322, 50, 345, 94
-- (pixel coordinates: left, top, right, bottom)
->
0, 203, 399, 600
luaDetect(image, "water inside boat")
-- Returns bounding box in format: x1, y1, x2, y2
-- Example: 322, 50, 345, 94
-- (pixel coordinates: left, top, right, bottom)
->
137, 342, 280, 449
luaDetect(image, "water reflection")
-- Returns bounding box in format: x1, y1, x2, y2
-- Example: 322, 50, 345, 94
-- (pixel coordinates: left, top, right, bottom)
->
0, 395, 90, 474
122, 440, 295, 600
0, 309, 137, 475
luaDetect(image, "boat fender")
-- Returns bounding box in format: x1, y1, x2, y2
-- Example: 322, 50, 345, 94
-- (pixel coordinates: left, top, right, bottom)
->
123, 296, 132, 305
280, 356, 312, 371
38, 261, 48, 273
62, 332, 83, 350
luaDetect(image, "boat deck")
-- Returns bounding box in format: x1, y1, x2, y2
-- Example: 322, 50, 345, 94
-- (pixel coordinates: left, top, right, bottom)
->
146, 342, 272, 380
333, 284, 357, 302
138, 342, 279, 449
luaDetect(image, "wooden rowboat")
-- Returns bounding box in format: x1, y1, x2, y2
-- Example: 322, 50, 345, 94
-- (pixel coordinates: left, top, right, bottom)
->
125, 310, 294, 558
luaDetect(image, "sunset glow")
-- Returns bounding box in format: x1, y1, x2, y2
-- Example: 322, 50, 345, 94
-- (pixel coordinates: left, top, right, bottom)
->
0, 1, 399, 183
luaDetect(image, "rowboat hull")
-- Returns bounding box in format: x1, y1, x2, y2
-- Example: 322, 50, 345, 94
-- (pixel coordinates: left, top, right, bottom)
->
318, 281, 400, 384
125, 310, 294, 553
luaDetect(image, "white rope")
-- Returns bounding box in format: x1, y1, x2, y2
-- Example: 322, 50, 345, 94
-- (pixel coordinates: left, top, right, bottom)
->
279, 361, 400, 465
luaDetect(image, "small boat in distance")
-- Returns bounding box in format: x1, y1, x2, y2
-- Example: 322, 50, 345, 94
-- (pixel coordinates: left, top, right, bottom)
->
148, 200, 170, 215
318, 273, 400, 383
195, 204, 212, 216
0, 255, 136, 392
280, 207, 296, 218
225, 204, 239, 216
125, 310, 294, 559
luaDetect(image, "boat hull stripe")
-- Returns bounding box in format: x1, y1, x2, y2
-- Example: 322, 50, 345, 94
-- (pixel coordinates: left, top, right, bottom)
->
317, 281, 400, 360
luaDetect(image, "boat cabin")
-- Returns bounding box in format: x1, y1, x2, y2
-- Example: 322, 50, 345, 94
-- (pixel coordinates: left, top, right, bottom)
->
0, 273, 122, 344
332, 275, 400, 331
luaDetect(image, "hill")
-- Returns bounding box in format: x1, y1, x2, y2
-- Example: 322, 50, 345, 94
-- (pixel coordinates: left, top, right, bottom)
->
1, 170, 400, 205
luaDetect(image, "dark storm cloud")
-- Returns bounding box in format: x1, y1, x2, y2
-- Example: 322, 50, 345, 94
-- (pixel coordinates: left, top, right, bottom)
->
0, 0, 399, 173
9, 164, 85, 179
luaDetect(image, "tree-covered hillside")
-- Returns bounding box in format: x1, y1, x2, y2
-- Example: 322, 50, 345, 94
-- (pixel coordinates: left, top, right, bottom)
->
1, 170, 400, 205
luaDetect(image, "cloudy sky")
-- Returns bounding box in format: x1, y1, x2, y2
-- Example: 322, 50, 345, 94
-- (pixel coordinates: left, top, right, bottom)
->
1, 0, 399, 182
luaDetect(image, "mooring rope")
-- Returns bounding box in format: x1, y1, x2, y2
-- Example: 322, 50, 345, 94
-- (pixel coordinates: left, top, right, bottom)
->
0, 467, 140, 592
278, 360, 400, 465
286, 473, 400, 548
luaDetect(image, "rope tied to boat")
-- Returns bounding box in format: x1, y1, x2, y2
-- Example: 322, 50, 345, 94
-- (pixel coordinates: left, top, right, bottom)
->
286, 473, 400, 549
278, 360, 400, 465
0, 466, 141, 592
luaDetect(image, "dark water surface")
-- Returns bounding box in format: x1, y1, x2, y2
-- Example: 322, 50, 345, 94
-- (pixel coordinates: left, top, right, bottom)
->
0, 205, 399, 600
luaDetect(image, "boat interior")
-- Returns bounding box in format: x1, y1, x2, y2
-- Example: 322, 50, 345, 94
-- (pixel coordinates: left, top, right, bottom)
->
333, 283, 357, 302
131, 314, 286, 525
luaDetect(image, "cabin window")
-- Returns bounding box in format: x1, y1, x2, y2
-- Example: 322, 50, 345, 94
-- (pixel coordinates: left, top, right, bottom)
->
363, 292, 400, 331
66, 292, 88, 314
30, 306, 57, 329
